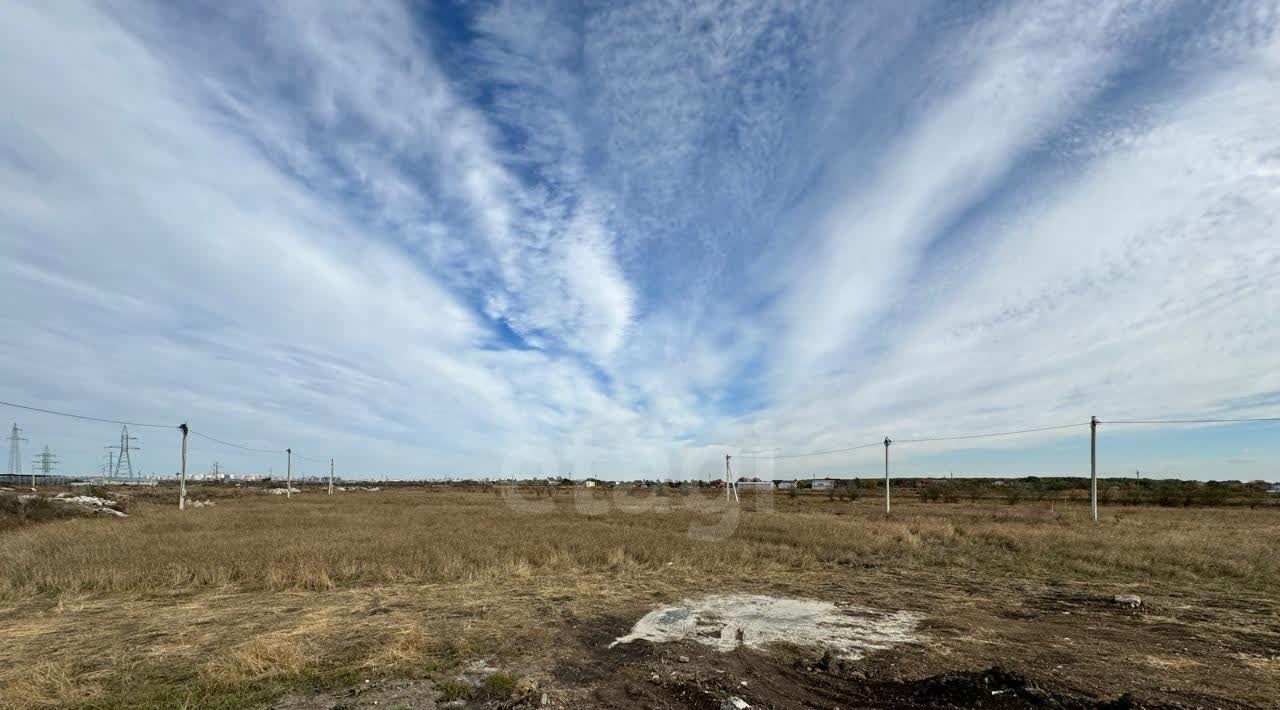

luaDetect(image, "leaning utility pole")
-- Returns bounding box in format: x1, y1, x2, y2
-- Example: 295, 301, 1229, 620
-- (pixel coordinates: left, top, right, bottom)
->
724, 453, 738, 503
31, 446, 57, 489
6, 423, 27, 478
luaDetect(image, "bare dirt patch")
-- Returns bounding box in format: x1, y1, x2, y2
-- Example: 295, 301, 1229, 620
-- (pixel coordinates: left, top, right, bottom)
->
272, 678, 440, 709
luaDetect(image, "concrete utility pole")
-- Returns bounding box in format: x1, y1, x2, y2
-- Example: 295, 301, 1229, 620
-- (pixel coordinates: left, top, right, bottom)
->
1090, 416, 1098, 523
328, 458, 334, 495
179, 423, 188, 510
286, 448, 292, 499
724, 454, 738, 503
884, 437, 892, 514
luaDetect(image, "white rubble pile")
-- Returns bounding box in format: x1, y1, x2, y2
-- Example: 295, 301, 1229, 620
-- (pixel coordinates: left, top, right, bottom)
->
51, 494, 128, 517
265, 487, 301, 495
55, 495, 116, 507
611, 594, 921, 661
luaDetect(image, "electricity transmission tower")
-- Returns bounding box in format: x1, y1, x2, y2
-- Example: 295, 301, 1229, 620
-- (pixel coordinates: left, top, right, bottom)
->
107, 425, 139, 478
6, 423, 27, 477
99, 450, 115, 477
31, 446, 57, 488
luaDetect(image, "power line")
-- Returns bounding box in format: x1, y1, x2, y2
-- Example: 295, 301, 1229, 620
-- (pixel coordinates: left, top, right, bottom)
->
188, 429, 282, 454
896, 422, 1087, 443
0, 399, 175, 429
0, 400, 308, 459
742, 422, 1087, 460
744, 414, 1279, 463
741, 440, 884, 460
1102, 417, 1280, 425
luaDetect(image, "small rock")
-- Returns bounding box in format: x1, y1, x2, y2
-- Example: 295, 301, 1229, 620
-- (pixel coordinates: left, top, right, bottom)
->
721, 697, 750, 710
541, 691, 549, 705
1112, 594, 1142, 608
677, 655, 690, 663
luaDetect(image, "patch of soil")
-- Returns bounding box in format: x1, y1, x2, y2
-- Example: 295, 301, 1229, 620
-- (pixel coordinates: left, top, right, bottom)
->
272, 678, 439, 709
536, 612, 1233, 710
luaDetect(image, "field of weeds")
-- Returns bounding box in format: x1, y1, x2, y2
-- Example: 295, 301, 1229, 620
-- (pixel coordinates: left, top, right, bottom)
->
0, 485, 1277, 708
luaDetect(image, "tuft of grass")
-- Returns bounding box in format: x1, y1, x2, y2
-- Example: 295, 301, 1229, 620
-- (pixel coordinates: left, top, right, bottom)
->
435, 679, 472, 702
480, 672, 520, 699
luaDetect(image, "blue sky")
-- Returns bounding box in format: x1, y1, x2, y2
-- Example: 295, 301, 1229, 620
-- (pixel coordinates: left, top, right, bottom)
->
2, 1, 1278, 481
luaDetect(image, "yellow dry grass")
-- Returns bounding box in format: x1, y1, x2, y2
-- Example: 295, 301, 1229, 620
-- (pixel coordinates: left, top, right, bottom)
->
0, 486, 1276, 708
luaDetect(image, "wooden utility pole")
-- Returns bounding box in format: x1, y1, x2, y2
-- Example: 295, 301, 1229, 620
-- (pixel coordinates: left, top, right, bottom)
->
286, 448, 292, 499
179, 423, 188, 511
884, 437, 892, 514
328, 458, 334, 495
1090, 416, 1098, 522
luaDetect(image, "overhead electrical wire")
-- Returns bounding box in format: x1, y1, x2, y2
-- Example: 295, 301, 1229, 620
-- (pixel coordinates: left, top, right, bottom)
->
7, 396, 1277, 471
0, 398, 175, 429
1102, 417, 1280, 424
744, 421, 1088, 460
188, 429, 283, 454
740, 440, 884, 460
896, 421, 1087, 443
0, 398, 323, 460
744, 415, 1280, 461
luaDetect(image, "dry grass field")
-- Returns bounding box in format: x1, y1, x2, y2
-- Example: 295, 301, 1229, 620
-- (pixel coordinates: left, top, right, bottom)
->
0, 485, 1277, 709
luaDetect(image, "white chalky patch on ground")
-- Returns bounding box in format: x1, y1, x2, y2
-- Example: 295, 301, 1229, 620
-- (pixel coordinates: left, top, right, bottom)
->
611, 594, 921, 660
56, 495, 117, 507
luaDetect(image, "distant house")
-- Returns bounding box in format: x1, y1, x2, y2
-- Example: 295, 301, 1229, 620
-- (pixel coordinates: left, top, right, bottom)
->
811, 478, 836, 491
775, 480, 796, 490
1268, 482, 1280, 495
